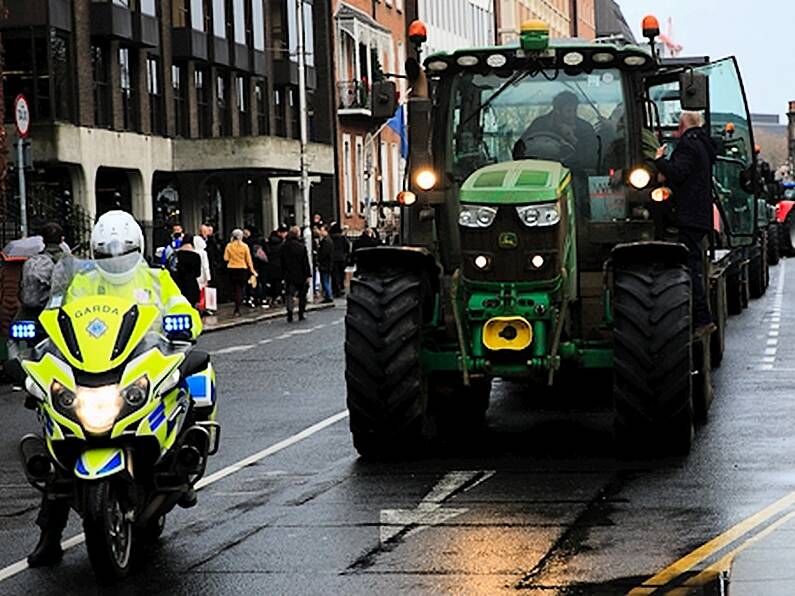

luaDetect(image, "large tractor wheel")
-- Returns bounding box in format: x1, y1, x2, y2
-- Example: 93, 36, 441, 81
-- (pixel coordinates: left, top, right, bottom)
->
613, 263, 693, 457
710, 275, 727, 369
345, 269, 430, 459
83, 480, 134, 583
781, 213, 795, 257
768, 222, 780, 266
749, 238, 766, 299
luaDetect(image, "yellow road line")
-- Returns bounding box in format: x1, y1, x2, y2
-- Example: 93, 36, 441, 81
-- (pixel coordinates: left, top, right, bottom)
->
664, 508, 795, 595
628, 489, 795, 595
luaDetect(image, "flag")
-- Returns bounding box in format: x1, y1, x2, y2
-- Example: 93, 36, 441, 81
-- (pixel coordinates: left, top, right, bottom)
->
386, 105, 408, 159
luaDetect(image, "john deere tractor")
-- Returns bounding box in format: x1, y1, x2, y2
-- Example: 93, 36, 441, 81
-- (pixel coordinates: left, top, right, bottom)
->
345, 19, 761, 457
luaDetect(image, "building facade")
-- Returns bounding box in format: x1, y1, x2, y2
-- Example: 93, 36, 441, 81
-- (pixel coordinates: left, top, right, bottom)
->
332, 0, 406, 232
594, 0, 635, 43
496, 0, 595, 44
1, 0, 336, 254
408, 0, 495, 57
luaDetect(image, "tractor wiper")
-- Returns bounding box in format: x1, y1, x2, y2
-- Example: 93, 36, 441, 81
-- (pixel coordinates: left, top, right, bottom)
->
460, 70, 531, 129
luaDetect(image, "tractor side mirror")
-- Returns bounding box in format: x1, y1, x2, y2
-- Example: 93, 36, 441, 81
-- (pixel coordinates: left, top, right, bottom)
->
679, 70, 707, 111
371, 80, 397, 120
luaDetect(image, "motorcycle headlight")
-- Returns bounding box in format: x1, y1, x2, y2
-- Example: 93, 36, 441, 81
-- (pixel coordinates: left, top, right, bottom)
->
121, 377, 150, 408
74, 385, 122, 435
517, 204, 560, 227
459, 206, 498, 228
51, 381, 76, 409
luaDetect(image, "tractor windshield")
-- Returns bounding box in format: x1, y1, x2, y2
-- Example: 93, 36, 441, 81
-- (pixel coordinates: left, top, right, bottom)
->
448, 68, 627, 184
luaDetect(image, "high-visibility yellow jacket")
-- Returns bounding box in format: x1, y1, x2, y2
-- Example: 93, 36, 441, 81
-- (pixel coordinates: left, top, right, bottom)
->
64, 263, 202, 338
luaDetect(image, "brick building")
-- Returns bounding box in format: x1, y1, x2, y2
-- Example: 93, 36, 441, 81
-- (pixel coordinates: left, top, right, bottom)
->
332, 0, 406, 232
1, 0, 337, 254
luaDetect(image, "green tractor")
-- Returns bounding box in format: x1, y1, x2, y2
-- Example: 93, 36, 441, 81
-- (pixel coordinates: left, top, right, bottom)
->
345, 20, 761, 457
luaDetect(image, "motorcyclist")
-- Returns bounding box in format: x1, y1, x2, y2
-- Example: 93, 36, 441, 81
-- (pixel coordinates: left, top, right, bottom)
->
27, 210, 201, 567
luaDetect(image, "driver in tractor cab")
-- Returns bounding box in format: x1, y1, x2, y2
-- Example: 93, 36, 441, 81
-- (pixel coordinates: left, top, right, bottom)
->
513, 90, 599, 171
27, 210, 203, 568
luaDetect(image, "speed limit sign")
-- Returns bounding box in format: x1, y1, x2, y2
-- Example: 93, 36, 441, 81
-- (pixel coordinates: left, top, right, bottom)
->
14, 94, 30, 138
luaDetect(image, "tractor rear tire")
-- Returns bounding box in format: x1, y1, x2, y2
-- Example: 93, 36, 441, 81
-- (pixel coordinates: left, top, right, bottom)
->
345, 269, 430, 459
749, 242, 765, 299
782, 213, 795, 257
768, 222, 780, 266
613, 263, 693, 457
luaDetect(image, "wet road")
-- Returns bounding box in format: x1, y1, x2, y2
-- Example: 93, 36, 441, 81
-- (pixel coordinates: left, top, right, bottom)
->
1, 260, 794, 594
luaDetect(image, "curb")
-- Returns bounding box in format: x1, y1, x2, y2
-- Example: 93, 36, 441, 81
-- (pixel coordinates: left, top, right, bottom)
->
203, 303, 337, 334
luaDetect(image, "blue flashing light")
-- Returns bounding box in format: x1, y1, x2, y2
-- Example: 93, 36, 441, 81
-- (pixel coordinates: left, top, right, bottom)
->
163, 314, 192, 335
10, 321, 37, 340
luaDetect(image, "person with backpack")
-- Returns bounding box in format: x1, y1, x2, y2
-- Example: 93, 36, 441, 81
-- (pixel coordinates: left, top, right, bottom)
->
16, 223, 70, 329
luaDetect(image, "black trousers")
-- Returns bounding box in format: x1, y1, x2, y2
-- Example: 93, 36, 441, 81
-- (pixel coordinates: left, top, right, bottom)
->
36, 495, 69, 535
679, 227, 712, 327
332, 262, 346, 296
285, 282, 308, 319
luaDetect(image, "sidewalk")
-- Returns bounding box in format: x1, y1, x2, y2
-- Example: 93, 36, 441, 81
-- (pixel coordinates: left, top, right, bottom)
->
202, 299, 338, 333
729, 514, 795, 595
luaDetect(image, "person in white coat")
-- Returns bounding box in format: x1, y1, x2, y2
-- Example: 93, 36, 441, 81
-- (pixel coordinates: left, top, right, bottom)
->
193, 235, 213, 314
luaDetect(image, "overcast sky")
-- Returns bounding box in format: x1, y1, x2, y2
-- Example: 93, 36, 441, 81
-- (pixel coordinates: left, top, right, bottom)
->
618, 0, 794, 120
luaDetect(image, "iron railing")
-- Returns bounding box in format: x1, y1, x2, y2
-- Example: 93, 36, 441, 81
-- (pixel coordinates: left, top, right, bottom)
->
337, 80, 370, 111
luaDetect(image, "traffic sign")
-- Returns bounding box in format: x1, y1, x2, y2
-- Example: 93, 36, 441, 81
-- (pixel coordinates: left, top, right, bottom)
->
14, 94, 30, 138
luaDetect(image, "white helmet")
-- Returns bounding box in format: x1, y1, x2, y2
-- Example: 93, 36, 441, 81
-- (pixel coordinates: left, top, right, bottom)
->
91, 210, 145, 285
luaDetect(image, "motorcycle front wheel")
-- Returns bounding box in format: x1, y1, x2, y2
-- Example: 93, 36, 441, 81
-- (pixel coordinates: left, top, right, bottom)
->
83, 480, 134, 583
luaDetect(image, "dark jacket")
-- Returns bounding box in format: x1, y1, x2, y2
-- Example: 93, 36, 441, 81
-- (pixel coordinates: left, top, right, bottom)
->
172, 249, 201, 307
317, 236, 334, 272
281, 237, 311, 286
332, 234, 350, 264
655, 127, 717, 231
265, 235, 284, 279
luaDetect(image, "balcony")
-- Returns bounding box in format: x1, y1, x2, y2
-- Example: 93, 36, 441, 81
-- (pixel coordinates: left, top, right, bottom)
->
273, 58, 317, 90
172, 28, 209, 61
337, 80, 371, 117
3, 0, 71, 31
90, 2, 133, 41
132, 12, 159, 47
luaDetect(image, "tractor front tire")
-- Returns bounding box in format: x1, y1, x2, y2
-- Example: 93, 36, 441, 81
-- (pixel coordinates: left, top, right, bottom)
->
345, 269, 430, 459
613, 263, 694, 457
749, 241, 765, 299
782, 213, 795, 257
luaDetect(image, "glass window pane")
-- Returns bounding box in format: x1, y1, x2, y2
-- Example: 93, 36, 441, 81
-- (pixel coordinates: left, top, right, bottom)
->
303, 3, 314, 67
140, 0, 156, 16
213, 0, 226, 38
287, 0, 297, 62
252, 0, 265, 50
191, 0, 205, 30
234, 0, 246, 44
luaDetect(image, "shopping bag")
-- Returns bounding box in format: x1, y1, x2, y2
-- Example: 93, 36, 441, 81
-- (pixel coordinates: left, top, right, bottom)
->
204, 287, 218, 311
198, 287, 206, 312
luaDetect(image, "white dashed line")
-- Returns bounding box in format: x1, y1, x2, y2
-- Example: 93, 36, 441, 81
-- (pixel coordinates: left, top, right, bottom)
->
760, 261, 787, 370
213, 344, 254, 355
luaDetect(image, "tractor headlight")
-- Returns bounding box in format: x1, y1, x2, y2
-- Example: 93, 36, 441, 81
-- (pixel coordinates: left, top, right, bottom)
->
474, 255, 492, 270
121, 377, 149, 408
516, 204, 560, 227
415, 169, 438, 191
74, 385, 122, 435
459, 206, 498, 228
628, 167, 652, 189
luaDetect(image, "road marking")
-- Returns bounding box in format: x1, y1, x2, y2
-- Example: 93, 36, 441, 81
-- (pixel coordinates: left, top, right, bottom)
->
767, 339, 778, 346
0, 410, 349, 585
666, 508, 795, 595
379, 470, 494, 544
758, 261, 786, 370
212, 344, 254, 355
629, 490, 795, 593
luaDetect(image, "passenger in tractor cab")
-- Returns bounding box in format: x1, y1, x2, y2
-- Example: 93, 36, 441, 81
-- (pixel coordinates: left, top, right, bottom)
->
654, 111, 718, 338
514, 90, 600, 171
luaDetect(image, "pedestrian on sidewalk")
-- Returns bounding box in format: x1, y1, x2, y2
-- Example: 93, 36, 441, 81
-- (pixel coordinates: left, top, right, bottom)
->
655, 111, 718, 337
266, 227, 287, 306
172, 234, 202, 309
352, 227, 380, 265
281, 226, 311, 322
251, 230, 270, 307
224, 229, 257, 317
317, 225, 334, 303
193, 234, 212, 314
330, 222, 350, 297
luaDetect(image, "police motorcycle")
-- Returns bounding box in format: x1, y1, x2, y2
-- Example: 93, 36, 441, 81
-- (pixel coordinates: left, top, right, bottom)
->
11, 246, 219, 582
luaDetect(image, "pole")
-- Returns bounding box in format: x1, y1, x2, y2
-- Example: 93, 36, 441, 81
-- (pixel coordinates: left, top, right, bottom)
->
17, 139, 27, 237
296, 0, 314, 301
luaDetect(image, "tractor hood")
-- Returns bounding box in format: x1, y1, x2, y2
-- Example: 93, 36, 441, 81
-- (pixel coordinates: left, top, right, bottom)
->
459, 160, 570, 205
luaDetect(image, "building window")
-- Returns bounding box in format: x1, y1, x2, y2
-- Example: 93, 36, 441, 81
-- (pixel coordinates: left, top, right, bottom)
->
140, 0, 156, 16
355, 136, 365, 214
343, 135, 353, 216
172, 0, 188, 28
252, 0, 265, 51
119, 47, 137, 131
237, 75, 251, 135
217, 73, 231, 136
51, 31, 73, 122
212, 0, 226, 38
270, 0, 288, 61
233, 0, 246, 44
255, 80, 268, 134
274, 88, 286, 137
147, 56, 164, 135
172, 65, 188, 137
195, 68, 211, 137
92, 45, 111, 127
288, 87, 298, 139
